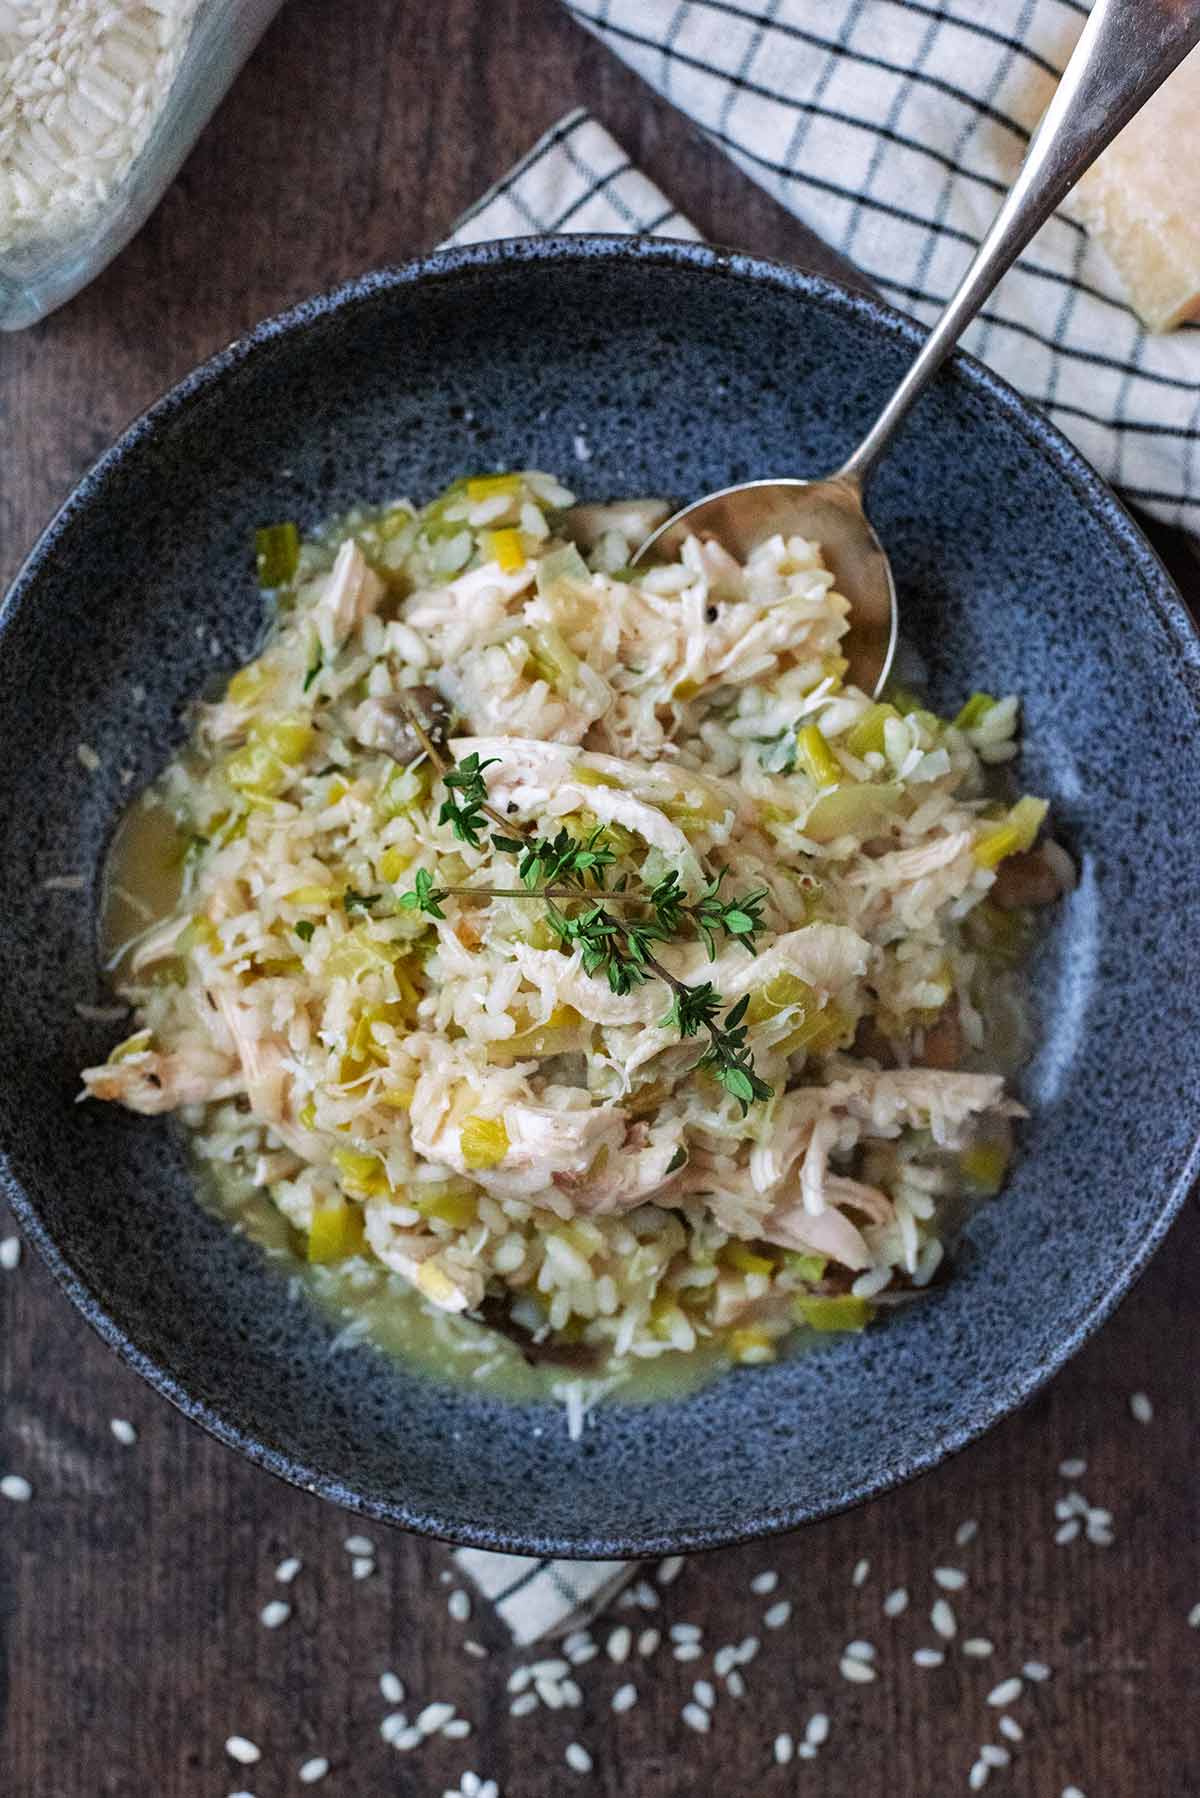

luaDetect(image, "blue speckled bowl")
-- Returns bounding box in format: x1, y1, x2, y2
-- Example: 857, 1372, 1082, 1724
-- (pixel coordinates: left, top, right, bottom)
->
2, 238, 1199, 1557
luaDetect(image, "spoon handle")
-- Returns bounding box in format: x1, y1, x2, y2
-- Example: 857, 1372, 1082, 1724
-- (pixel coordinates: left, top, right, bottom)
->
837, 0, 1200, 487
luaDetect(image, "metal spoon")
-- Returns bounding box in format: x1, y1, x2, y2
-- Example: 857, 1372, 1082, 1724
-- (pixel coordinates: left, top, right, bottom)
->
636, 0, 1200, 696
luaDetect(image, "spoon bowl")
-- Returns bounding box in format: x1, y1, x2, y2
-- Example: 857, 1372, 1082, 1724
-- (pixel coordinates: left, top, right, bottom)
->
638, 473, 898, 695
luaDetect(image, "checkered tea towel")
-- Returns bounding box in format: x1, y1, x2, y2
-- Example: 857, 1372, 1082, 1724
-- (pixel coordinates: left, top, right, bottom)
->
465, 3, 1200, 537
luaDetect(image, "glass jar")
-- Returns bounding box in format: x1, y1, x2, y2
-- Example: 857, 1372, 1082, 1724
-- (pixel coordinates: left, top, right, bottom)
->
0, 1, 283, 331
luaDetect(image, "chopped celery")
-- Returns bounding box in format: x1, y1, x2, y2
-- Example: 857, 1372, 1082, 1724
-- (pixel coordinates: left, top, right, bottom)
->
795, 1294, 873, 1332
411, 1177, 477, 1223
377, 762, 431, 820
777, 1001, 854, 1057
225, 740, 287, 798
729, 1326, 777, 1363
535, 543, 589, 594
412, 1184, 477, 1228
255, 522, 300, 589
253, 713, 315, 764
954, 691, 997, 731
974, 795, 1048, 868
459, 1114, 510, 1170
378, 845, 410, 883
484, 1005, 581, 1065
744, 970, 815, 1026
307, 1201, 367, 1264
525, 625, 579, 690
225, 658, 275, 707
466, 472, 521, 501
721, 1241, 775, 1277
796, 723, 840, 788
378, 1084, 414, 1110
804, 781, 901, 844
960, 1141, 1009, 1193
485, 527, 525, 572
844, 703, 900, 759
782, 1250, 828, 1283
332, 1146, 390, 1198
649, 1293, 689, 1341
109, 1028, 151, 1063
324, 931, 400, 980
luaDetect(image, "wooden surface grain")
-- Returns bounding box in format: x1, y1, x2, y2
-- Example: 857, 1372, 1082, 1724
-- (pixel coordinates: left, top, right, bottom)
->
2, 4, 1198, 1794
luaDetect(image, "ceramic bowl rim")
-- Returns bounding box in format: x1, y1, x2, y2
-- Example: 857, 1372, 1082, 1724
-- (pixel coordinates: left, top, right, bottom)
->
3, 234, 1200, 1555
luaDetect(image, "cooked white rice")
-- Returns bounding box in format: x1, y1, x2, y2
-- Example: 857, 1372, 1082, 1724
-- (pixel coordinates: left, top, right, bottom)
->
82, 469, 1062, 1383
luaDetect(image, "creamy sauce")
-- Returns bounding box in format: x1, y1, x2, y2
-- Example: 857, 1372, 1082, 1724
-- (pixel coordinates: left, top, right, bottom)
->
196, 1150, 729, 1404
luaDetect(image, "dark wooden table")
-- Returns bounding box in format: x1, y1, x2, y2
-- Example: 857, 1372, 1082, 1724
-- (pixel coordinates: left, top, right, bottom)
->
2, 4, 1198, 1794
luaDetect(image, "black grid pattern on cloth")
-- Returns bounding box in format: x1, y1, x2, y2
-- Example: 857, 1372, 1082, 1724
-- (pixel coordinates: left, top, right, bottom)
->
444, 108, 698, 248
560, 0, 1200, 532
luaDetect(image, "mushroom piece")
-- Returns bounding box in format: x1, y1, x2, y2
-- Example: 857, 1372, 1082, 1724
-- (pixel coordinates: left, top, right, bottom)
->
352, 685, 450, 765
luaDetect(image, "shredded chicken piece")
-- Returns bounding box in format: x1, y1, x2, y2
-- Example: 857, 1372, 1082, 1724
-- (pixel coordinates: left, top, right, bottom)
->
80, 1043, 240, 1114
315, 539, 384, 653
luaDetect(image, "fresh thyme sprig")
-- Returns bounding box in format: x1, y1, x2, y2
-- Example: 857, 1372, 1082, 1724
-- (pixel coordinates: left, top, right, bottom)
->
397, 751, 775, 1112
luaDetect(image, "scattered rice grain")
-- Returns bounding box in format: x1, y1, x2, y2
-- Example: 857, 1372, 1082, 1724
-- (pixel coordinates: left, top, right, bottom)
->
669, 1623, 702, 1644
509, 1694, 537, 1718
725, 1670, 747, 1698
109, 1418, 136, 1445
840, 1655, 877, 1683
447, 1589, 471, 1622
612, 1682, 638, 1713
969, 1761, 990, 1791
298, 1758, 329, 1784
852, 1557, 871, 1587
417, 1702, 456, 1735
224, 1738, 261, 1766
750, 1570, 779, 1596
1058, 1457, 1087, 1480
764, 1600, 792, 1629
934, 1567, 968, 1591
0, 1236, 21, 1271
1022, 1660, 1052, 1682
565, 1743, 593, 1772
1055, 1520, 1081, 1545
682, 1702, 711, 1732
998, 1717, 1024, 1742
692, 1679, 715, 1710
955, 1519, 980, 1547
883, 1587, 909, 1618
344, 1534, 374, 1556
774, 1733, 794, 1765
607, 1626, 632, 1664
673, 1642, 702, 1662
931, 1599, 957, 1639
1130, 1391, 1153, 1424
987, 1677, 1023, 1707
276, 1557, 302, 1584
259, 1600, 291, 1629
913, 1648, 945, 1669
637, 1629, 660, 1657
657, 1555, 685, 1585
443, 1719, 472, 1740
1, 1475, 32, 1502
963, 1639, 995, 1658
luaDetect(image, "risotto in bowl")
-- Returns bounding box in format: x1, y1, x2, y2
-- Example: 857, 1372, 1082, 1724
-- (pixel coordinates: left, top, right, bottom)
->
1, 238, 1198, 1553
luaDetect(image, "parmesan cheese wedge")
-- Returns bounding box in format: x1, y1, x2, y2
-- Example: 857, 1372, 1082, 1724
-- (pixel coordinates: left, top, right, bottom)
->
1065, 47, 1200, 332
